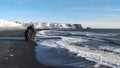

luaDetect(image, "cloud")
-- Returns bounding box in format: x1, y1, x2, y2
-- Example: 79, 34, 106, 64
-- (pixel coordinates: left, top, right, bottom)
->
67, 7, 120, 12
107, 8, 120, 11
94, 14, 118, 17
82, 22, 120, 28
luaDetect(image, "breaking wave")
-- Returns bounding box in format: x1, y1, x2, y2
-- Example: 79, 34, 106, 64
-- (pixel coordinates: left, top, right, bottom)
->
36, 30, 120, 68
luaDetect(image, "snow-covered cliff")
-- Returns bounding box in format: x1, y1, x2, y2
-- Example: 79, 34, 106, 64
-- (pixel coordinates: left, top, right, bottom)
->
0, 19, 83, 29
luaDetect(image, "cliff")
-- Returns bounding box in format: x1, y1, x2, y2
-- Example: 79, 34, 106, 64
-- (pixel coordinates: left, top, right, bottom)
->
0, 19, 83, 29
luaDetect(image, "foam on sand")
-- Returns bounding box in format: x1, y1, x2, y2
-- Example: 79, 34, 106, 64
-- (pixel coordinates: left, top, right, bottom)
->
37, 30, 120, 68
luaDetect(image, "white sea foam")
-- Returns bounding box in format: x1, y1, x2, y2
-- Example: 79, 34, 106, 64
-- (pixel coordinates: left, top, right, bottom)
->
56, 38, 120, 68
37, 30, 120, 68
70, 31, 120, 37
37, 39, 61, 48
99, 46, 120, 53
37, 30, 70, 36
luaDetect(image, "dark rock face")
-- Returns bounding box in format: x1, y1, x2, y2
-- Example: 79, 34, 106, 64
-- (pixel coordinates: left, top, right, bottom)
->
86, 27, 91, 29
73, 24, 83, 29
25, 24, 36, 42
66, 24, 71, 27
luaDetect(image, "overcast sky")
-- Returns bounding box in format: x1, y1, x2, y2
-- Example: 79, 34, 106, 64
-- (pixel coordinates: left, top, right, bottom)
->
0, 0, 120, 28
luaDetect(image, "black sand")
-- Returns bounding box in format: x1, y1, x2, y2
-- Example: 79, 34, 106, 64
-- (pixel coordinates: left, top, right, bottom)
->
0, 30, 58, 68
0, 29, 113, 68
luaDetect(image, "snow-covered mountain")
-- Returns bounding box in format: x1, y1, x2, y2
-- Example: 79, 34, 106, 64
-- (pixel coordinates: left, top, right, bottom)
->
0, 19, 83, 29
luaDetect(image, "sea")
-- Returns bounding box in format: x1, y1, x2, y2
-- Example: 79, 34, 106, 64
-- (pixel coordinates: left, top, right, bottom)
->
35, 29, 120, 68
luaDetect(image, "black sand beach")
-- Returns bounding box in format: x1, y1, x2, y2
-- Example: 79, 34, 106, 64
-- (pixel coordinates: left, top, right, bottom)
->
0, 29, 114, 68
0, 29, 57, 68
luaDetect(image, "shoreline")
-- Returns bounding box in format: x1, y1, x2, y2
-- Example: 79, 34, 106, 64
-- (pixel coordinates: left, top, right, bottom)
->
0, 29, 113, 68
0, 30, 58, 68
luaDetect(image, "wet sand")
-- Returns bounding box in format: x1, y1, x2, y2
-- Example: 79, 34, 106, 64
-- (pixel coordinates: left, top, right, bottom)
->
0, 29, 113, 68
0, 29, 58, 68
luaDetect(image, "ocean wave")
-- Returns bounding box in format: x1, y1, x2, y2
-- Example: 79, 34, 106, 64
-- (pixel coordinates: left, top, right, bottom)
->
37, 30, 71, 36
36, 30, 120, 68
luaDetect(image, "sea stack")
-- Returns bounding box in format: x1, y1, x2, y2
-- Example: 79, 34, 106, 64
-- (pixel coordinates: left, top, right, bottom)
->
25, 24, 36, 42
